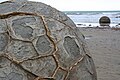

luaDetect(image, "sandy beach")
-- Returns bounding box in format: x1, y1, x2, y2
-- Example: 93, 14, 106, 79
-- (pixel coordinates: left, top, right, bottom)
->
78, 27, 120, 80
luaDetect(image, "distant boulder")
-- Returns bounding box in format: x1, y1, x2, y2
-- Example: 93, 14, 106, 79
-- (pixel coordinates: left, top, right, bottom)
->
115, 16, 120, 18
99, 16, 111, 26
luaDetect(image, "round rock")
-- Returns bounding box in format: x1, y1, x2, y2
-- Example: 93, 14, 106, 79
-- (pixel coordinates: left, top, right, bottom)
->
99, 16, 111, 26
0, 0, 97, 80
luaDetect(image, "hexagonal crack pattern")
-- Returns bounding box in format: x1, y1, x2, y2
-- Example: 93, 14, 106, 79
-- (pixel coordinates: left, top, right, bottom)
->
7, 40, 38, 61
7, 15, 45, 41
66, 56, 96, 80
0, 57, 36, 80
55, 35, 82, 69
21, 56, 57, 77
0, 8, 96, 80
54, 68, 67, 80
33, 35, 54, 55
64, 36, 80, 58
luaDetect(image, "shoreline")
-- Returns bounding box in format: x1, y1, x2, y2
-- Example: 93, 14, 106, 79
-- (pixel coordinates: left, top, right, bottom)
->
76, 23, 120, 28
77, 26, 120, 31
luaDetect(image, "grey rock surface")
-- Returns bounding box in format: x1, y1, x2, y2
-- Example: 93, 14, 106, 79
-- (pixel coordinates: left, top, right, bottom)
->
0, 0, 97, 80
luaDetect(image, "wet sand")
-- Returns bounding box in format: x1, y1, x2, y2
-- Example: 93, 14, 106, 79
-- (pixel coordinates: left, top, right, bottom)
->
78, 27, 120, 80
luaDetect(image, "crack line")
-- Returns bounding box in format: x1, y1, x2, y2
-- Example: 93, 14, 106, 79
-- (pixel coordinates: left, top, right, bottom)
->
0, 53, 38, 77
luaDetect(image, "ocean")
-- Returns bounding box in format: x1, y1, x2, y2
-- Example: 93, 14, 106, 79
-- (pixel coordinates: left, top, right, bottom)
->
63, 11, 120, 27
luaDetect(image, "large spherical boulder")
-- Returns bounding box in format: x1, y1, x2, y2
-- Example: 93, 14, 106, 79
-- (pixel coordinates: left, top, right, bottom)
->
0, 0, 97, 80
99, 16, 111, 26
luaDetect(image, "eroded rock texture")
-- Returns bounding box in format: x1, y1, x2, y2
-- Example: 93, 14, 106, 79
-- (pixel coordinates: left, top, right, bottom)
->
0, 0, 97, 80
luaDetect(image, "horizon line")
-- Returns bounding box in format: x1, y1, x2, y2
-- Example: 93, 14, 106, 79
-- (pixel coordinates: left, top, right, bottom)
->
62, 10, 120, 12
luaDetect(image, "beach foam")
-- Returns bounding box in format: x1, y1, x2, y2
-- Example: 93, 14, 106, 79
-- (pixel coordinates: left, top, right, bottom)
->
65, 11, 120, 28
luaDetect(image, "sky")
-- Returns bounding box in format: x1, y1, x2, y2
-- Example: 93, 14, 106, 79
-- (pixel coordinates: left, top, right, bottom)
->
0, 0, 120, 11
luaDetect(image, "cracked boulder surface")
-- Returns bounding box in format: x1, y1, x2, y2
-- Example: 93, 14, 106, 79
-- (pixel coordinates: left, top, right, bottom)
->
0, 0, 97, 80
